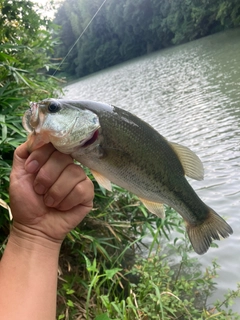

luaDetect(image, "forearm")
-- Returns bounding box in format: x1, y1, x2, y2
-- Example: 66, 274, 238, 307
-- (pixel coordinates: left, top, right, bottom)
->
0, 226, 61, 320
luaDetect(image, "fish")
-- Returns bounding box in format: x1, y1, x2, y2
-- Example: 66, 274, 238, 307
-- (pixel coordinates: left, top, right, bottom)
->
22, 98, 233, 255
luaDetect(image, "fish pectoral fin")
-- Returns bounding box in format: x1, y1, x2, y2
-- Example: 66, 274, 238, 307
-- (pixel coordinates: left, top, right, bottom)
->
169, 142, 204, 181
139, 198, 165, 219
91, 170, 112, 191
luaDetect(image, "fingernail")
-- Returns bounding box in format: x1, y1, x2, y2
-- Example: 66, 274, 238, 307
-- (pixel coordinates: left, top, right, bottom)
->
26, 160, 39, 173
44, 195, 54, 207
34, 183, 47, 194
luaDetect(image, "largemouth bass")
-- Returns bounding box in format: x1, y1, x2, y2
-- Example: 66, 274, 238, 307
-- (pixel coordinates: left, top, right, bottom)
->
22, 99, 233, 254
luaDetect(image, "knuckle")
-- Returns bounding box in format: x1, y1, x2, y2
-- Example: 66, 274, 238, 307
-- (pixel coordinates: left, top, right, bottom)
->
28, 143, 55, 164
47, 184, 63, 201
68, 162, 86, 177
86, 178, 95, 197
52, 150, 72, 163
77, 178, 94, 202
56, 202, 69, 211
35, 168, 53, 187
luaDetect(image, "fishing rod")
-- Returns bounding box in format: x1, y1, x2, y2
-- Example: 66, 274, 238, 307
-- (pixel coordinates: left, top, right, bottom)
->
0, 0, 109, 218
52, 0, 108, 77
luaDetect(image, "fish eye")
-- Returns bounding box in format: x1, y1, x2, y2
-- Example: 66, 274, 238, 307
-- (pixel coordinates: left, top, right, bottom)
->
48, 102, 60, 113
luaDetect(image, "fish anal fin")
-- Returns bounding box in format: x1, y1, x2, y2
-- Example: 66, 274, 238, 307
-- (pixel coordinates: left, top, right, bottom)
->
139, 198, 165, 219
91, 170, 112, 191
186, 207, 233, 255
169, 142, 204, 181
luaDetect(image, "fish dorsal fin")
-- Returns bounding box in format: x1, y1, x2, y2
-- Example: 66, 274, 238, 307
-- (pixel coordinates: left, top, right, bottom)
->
169, 142, 204, 181
139, 198, 165, 219
91, 170, 112, 191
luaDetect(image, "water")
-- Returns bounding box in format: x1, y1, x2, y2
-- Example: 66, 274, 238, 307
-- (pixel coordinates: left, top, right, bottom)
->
64, 28, 240, 310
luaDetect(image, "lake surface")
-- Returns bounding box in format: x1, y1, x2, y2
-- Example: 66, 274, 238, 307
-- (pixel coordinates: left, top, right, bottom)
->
64, 28, 240, 311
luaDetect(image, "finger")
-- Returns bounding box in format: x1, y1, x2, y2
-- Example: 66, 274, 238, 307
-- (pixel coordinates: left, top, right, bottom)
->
25, 143, 56, 173
12, 142, 30, 171
43, 164, 89, 207
55, 178, 94, 211
33, 151, 74, 195
59, 201, 93, 229
11, 142, 31, 181
47, 202, 93, 240
14, 141, 30, 160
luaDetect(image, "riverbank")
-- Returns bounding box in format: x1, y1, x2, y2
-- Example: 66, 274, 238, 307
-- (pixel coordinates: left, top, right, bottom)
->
56, 181, 240, 319
62, 27, 240, 318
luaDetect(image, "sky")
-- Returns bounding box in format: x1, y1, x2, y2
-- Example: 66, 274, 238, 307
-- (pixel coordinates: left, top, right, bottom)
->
32, 0, 62, 19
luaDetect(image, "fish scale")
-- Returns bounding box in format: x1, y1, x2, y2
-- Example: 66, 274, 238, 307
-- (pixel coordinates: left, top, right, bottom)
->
22, 98, 233, 254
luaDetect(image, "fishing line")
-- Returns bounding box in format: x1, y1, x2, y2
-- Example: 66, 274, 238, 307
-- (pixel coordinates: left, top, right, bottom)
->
52, 0, 108, 76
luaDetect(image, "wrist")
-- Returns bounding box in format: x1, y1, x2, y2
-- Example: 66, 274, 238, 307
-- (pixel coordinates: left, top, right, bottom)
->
0, 222, 60, 320
9, 222, 62, 253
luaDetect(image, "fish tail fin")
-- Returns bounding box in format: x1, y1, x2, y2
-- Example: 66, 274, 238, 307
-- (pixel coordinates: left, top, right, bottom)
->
186, 208, 233, 255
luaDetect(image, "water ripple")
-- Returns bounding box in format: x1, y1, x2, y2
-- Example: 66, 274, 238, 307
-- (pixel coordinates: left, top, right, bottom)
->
64, 28, 240, 312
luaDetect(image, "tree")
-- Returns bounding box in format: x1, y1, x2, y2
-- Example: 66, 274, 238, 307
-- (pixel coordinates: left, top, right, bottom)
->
52, 0, 240, 78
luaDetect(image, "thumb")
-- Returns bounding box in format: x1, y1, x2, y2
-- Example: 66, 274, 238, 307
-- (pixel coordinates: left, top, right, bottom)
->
11, 142, 30, 174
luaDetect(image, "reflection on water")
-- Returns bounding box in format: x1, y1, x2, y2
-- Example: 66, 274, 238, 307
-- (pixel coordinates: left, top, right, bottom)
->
64, 28, 240, 310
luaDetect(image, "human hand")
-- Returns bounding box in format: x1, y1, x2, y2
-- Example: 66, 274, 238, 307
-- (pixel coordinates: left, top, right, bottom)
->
9, 142, 94, 243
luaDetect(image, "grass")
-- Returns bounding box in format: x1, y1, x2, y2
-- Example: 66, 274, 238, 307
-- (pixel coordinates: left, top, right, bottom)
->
1, 103, 240, 320
1, 113, 240, 319
0, 31, 239, 319
55, 181, 240, 320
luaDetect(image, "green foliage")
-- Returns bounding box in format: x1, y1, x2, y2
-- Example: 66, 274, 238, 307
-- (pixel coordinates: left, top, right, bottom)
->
0, 0, 62, 242
56, 182, 240, 320
1, 2, 240, 319
53, 0, 240, 78
56, 180, 180, 319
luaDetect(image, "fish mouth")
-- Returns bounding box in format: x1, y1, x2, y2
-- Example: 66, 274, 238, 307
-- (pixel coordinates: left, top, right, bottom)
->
22, 102, 40, 133
80, 129, 99, 147
22, 101, 100, 151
